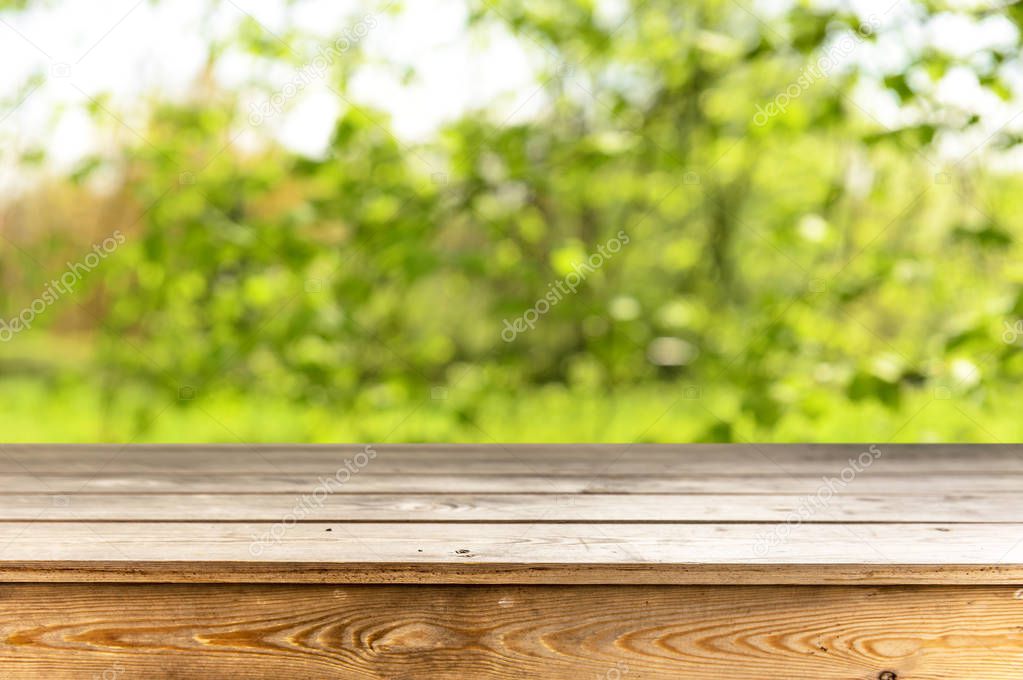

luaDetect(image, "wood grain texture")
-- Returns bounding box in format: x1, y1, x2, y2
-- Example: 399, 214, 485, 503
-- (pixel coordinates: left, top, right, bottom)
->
3, 521, 1023, 563
0, 492, 1016, 521
4, 472, 1023, 494
4, 561, 1023, 585
1, 583, 1022, 679
2, 445, 1021, 676
0, 444, 1021, 583
1, 522, 1022, 583
2, 442, 1021, 474
1, 445, 1020, 499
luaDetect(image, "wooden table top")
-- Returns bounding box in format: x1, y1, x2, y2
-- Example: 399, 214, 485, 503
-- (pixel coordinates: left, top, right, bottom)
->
1, 443, 1022, 584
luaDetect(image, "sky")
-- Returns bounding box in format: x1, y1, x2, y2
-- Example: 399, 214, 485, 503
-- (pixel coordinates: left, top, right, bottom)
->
0, 0, 551, 194
1, 0, 1022, 192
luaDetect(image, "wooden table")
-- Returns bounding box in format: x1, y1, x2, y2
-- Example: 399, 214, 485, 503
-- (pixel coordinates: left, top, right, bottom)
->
1, 444, 1022, 678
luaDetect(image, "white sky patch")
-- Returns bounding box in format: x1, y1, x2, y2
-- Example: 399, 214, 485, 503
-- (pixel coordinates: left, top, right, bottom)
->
351, 1, 542, 139
593, 0, 631, 29
275, 88, 341, 158
0, 0, 542, 188
927, 11, 1018, 59
0, 0, 1022, 191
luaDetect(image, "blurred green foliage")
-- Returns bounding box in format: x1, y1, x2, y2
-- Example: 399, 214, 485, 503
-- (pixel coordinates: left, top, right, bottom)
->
2, 0, 1023, 442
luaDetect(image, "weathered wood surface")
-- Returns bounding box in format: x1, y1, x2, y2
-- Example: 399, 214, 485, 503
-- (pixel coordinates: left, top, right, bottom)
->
0, 444, 1021, 583
2, 442, 1022, 472
5, 471, 1022, 493
1, 522, 1023, 584
1, 445, 1022, 678
0, 492, 1014, 521
0, 583, 1021, 679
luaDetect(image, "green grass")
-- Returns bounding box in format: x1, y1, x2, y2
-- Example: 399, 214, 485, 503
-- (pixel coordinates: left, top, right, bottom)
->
2, 334, 1016, 443
1, 373, 1018, 443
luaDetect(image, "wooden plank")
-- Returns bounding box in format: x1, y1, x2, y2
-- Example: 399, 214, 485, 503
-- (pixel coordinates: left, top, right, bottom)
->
0, 583, 1021, 679
1, 472, 1020, 493
2, 445, 1020, 677
5, 561, 1021, 585
0, 492, 1018, 522
2, 443, 1021, 475
1, 522, 1023, 583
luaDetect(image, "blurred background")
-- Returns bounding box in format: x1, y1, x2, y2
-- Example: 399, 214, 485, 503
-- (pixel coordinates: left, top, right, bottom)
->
1, 0, 1022, 442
